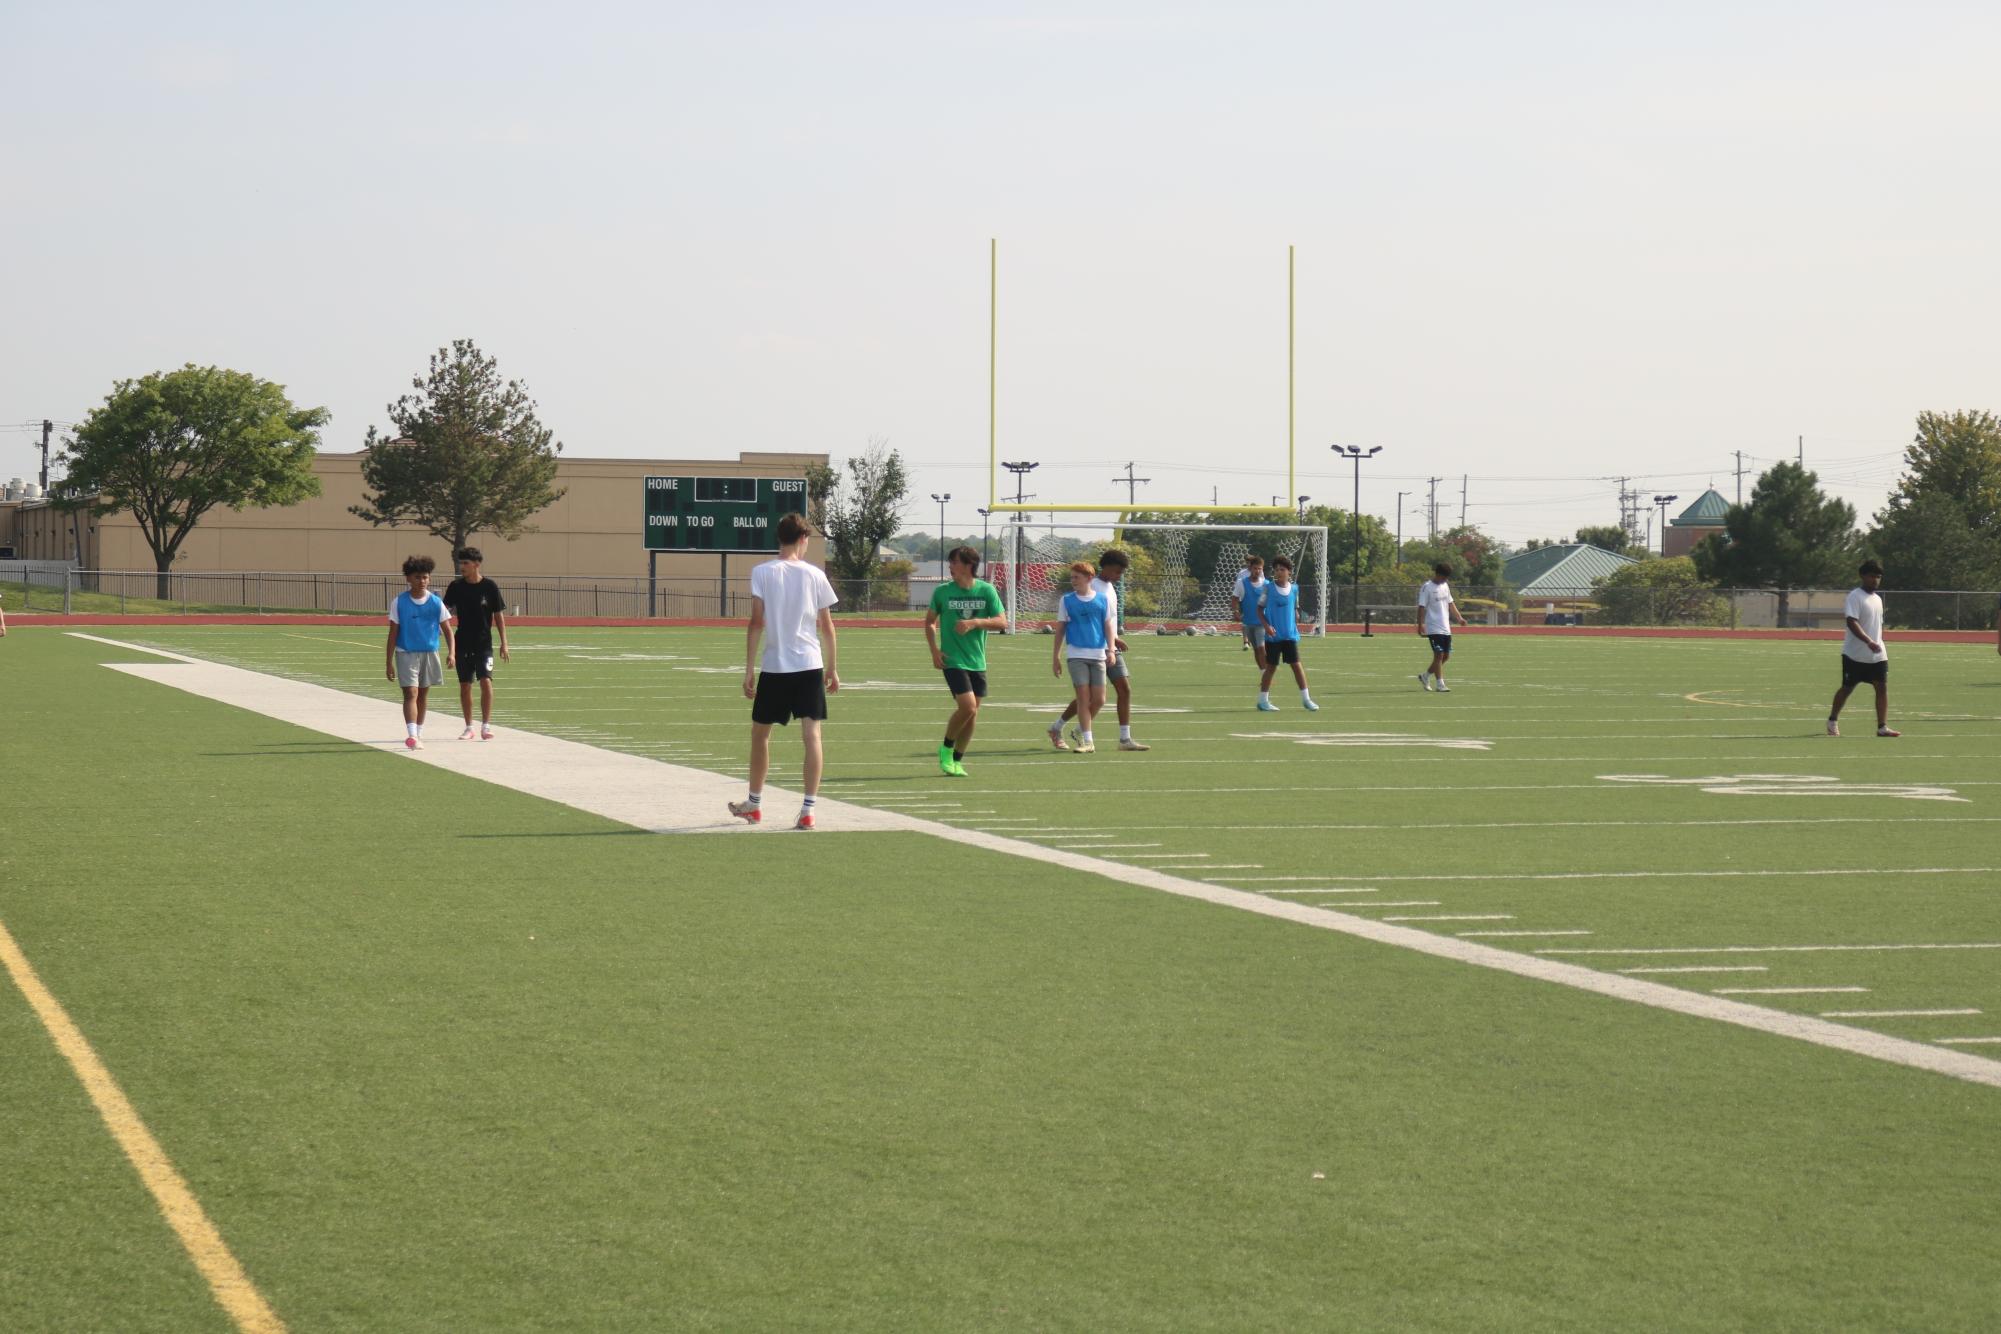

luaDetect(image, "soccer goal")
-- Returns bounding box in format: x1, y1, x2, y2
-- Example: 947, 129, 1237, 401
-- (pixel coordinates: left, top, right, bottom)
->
996, 521, 1330, 636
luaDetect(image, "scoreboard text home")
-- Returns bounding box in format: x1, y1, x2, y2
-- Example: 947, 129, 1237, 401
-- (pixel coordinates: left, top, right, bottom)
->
642, 476, 808, 552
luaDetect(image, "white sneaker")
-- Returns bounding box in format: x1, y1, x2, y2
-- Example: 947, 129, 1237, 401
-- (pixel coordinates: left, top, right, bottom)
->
1416, 673, 1432, 691
459, 727, 477, 741
1301, 698, 1320, 712
1117, 737, 1151, 752
1877, 726, 1900, 738
1434, 682, 1451, 693
1826, 720, 1840, 737
480, 725, 495, 741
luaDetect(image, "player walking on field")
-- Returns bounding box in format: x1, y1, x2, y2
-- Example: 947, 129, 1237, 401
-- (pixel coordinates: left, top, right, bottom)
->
1416, 562, 1468, 692
1048, 548, 1149, 751
385, 554, 456, 749
730, 513, 840, 830
1255, 556, 1318, 712
1238, 556, 1269, 670
925, 545, 1006, 777
1052, 561, 1113, 754
1827, 559, 1898, 738
443, 546, 509, 741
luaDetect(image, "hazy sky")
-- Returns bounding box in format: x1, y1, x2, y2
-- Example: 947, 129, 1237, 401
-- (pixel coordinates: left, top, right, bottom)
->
6, 2, 1996, 548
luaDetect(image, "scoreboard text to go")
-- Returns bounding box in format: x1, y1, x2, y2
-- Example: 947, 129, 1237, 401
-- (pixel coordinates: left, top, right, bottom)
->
643, 476, 809, 552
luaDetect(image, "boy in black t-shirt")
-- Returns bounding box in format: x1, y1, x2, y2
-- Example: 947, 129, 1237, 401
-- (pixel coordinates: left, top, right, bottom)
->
443, 546, 510, 740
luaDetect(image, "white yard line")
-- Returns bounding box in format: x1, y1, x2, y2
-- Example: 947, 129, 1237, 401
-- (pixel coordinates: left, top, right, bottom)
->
1547, 944, 2001, 957
1822, 1009, 1981, 1019
1265, 888, 1378, 895
1383, 914, 1515, 923
1457, 930, 1593, 939
80, 633, 2001, 1093
1936, 1038, 2001, 1046
1714, 987, 1870, 996
1620, 966, 1769, 974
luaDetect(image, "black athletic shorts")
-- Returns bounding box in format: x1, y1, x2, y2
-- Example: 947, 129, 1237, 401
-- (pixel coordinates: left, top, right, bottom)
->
752, 668, 828, 725
1265, 638, 1300, 665
1428, 634, 1454, 655
1840, 656, 1888, 688
942, 667, 988, 699
454, 644, 495, 683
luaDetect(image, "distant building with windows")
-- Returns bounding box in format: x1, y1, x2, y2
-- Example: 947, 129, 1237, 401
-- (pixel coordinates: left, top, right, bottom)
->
1664, 488, 1730, 558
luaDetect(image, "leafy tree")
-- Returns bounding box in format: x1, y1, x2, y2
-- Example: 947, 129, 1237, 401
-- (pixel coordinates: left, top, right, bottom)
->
1399, 524, 1507, 589
818, 439, 909, 582
1592, 556, 1728, 626
57, 364, 327, 598
1573, 524, 1630, 553
351, 340, 564, 554
1869, 410, 2001, 594
1691, 461, 1860, 620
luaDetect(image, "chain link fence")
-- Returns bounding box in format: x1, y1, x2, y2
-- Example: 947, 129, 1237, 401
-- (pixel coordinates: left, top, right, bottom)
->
3, 566, 1996, 631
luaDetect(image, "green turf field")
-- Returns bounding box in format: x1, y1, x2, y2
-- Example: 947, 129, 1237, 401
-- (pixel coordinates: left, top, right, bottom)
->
4, 624, 2000, 1331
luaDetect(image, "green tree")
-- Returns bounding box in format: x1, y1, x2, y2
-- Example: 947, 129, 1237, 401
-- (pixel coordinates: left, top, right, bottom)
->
1870, 410, 2001, 595
818, 440, 909, 582
1692, 461, 1860, 621
1399, 525, 1507, 589
1592, 556, 1728, 626
1573, 524, 1631, 553
57, 364, 327, 598
351, 340, 564, 554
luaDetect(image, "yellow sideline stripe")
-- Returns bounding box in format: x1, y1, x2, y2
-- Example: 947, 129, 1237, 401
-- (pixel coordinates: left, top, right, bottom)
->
0, 917, 286, 1333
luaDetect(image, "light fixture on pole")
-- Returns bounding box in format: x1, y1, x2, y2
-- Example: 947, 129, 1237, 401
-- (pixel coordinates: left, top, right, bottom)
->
1652, 494, 1678, 557
977, 508, 991, 567
1296, 495, 1310, 519
931, 493, 952, 571
1331, 445, 1382, 625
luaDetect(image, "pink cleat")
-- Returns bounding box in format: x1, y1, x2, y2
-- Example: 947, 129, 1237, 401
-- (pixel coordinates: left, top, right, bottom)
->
459, 727, 477, 741
727, 800, 761, 824
794, 812, 815, 831
480, 725, 495, 741
404, 736, 419, 750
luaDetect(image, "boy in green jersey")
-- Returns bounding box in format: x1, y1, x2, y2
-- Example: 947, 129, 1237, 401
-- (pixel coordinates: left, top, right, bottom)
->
924, 545, 1007, 776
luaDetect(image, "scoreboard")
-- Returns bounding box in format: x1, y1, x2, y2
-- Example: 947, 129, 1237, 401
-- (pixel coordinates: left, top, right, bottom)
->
643, 475, 809, 552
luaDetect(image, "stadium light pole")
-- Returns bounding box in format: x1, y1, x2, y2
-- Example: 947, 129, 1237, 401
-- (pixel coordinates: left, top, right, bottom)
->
1001, 461, 1038, 596
1296, 495, 1310, 519
1652, 494, 1678, 556
931, 493, 951, 571
1332, 445, 1382, 625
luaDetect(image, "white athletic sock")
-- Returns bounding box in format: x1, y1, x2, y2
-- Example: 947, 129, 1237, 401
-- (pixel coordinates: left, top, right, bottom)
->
1300, 688, 1313, 702
746, 791, 762, 806
1080, 730, 1093, 744
1258, 691, 1271, 705
406, 721, 418, 738
800, 794, 817, 810
1119, 724, 1132, 742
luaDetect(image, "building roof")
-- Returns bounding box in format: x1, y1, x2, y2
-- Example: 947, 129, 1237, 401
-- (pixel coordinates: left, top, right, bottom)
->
1671, 488, 1730, 527
1502, 543, 1639, 597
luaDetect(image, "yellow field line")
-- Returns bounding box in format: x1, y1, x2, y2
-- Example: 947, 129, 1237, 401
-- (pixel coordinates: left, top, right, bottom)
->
0, 917, 287, 1333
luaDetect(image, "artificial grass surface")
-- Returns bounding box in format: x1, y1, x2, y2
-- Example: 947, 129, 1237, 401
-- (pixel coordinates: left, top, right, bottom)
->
3, 626, 2000, 1330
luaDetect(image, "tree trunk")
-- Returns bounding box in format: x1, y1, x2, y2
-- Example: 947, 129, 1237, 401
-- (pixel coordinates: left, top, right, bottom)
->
1776, 589, 1791, 626
156, 554, 174, 604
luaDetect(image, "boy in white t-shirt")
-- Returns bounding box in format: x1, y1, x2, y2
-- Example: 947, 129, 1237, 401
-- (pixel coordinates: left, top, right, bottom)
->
729, 513, 841, 829
1415, 563, 1468, 692
1827, 559, 1898, 738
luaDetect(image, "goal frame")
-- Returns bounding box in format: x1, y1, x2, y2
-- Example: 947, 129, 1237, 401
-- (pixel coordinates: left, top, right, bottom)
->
996, 521, 1330, 637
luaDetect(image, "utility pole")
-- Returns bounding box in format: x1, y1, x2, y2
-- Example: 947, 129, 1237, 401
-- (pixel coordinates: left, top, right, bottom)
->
1798, 435, 1804, 466
1613, 477, 1645, 548
1001, 461, 1038, 595
1733, 450, 1747, 504
1113, 462, 1151, 507
39, 419, 53, 492
1459, 474, 1468, 528
1426, 477, 1441, 539
1395, 491, 1411, 554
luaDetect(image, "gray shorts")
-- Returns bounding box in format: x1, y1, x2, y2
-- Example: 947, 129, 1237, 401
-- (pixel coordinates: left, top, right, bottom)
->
1067, 658, 1107, 688
1107, 655, 1130, 683
395, 649, 443, 688
1243, 624, 1267, 646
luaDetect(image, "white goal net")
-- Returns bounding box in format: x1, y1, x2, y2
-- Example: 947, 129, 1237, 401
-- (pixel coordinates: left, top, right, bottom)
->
996, 521, 1330, 636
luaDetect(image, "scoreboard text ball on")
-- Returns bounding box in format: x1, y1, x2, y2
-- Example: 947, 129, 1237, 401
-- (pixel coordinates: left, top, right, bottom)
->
643, 476, 809, 552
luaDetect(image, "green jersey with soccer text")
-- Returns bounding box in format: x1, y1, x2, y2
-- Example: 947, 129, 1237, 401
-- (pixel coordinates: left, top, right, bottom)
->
930, 578, 1005, 671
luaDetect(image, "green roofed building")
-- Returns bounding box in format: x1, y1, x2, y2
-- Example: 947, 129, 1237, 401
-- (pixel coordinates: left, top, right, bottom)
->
1502, 542, 1639, 600
1665, 487, 1730, 557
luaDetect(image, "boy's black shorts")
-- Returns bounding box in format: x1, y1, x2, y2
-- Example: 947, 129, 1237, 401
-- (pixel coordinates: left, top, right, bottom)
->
752, 668, 829, 725
1265, 638, 1300, 665
455, 645, 495, 683
1428, 634, 1454, 655
1840, 656, 1888, 688
942, 667, 988, 699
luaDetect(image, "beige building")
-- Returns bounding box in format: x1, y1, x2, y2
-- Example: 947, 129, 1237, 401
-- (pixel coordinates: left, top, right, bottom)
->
2, 449, 827, 577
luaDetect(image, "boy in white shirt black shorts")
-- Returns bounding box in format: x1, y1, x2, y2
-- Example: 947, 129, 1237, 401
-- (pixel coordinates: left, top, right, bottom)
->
1827, 559, 1898, 738
729, 513, 841, 829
